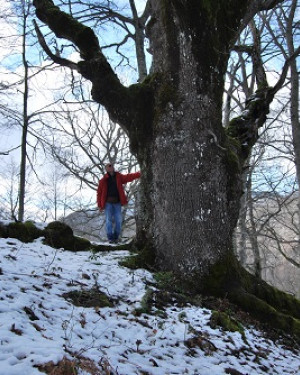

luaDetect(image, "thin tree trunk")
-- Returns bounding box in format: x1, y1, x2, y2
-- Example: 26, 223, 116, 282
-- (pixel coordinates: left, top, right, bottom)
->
129, 0, 148, 81
237, 168, 250, 266
18, 8, 29, 222
286, 0, 300, 221
246, 174, 262, 278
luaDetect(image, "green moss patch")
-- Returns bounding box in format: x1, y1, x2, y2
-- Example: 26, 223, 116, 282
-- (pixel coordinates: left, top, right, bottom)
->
0, 221, 43, 243
62, 288, 114, 308
154, 271, 175, 288
119, 246, 156, 270
209, 310, 245, 337
133, 287, 185, 318
229, 289, 300, 339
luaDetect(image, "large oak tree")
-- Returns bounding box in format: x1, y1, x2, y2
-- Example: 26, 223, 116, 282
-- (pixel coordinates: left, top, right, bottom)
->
33, 0, 300, 335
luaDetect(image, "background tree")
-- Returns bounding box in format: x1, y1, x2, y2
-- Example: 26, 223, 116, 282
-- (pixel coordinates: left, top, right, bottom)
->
0, 159, 20, 220
0, 0, 63, 221
282, 0, 300, 221
18, 0, 33, 222
227, 0, 300, 296
33, 0, 300, 333
236, 133, 300, 297
35, 92, 140, 240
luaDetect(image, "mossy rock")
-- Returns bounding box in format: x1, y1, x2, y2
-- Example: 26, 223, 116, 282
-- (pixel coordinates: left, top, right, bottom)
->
43, 221, 91, 251
24, 221, 44, 240
43, 221, 73, 249
5, 221, 43, 243
0, 222, 8, 238
0, 220, 91, 251
45, 221, 73, 236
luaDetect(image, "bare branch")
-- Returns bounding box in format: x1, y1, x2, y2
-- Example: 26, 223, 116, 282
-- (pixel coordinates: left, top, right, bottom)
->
270, 45, 300, 95
33, 20, 78, 71
239, 0, 285, 36
33, 0, 148, 131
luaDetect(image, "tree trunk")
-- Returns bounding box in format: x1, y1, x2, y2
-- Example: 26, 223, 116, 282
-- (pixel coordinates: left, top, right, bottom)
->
32, 0, 279, 281
134, 0, 245, 279
137, 92, 242, 278
18, 6, 30, 222
247, 174, 262, 279
236, 164, 251, 267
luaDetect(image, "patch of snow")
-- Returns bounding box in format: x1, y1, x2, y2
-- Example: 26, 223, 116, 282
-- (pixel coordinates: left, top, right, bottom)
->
0, 236, 299, 374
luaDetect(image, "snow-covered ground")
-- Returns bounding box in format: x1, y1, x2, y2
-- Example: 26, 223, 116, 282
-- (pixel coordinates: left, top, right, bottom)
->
0, 237, 299, 375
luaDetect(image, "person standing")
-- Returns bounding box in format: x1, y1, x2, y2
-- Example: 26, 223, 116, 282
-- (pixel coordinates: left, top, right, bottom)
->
97, 163, 141, 243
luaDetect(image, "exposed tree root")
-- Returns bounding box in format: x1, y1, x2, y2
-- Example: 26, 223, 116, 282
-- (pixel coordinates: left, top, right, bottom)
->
201, 253, 300, 338
125, 246, 300, 339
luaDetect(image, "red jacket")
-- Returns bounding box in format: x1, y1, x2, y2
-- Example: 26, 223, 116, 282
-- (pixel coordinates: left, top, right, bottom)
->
97, 171, 141, 210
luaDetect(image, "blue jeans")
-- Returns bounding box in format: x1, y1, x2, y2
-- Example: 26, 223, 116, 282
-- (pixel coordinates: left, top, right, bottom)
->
105, 203, 122, 241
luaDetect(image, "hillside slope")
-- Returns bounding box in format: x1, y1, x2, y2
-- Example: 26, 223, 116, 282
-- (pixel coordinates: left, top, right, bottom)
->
0, 237, 299, 374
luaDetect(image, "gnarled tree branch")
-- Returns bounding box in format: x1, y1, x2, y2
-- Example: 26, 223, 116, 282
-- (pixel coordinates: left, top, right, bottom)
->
33, 19, 78, 71
33, 0, 154, 135
33, 0, 100, 60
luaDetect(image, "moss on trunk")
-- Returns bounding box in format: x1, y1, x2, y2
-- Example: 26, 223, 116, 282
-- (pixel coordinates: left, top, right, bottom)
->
200, 252, 300, 338
34, 0, 100, 60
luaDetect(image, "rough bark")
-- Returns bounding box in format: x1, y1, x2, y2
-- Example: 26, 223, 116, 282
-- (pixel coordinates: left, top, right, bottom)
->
33, 0, 300, 336
135, 0, 251, 277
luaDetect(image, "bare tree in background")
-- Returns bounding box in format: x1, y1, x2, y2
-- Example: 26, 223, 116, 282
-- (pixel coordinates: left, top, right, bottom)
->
238, 127, 300, 297
34, 88, 139, 240
0, 0, 143, 226
280, 0, 300, 223
0, 159, 20, 220
0, 0, 63, 221
225, 1, 300, 296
